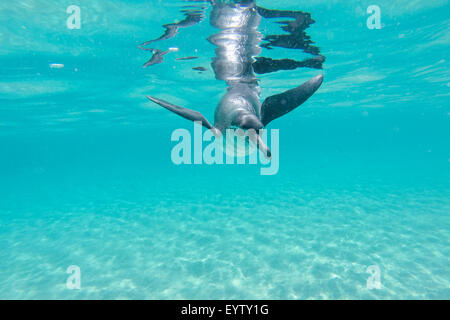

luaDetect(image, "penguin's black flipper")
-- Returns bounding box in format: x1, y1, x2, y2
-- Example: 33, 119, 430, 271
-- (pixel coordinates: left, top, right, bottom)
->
261, 74, 323, 126
146, 96, 214, 130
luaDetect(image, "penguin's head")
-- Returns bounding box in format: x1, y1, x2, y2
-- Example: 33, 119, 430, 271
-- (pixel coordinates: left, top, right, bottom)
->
232, 113, 264, 131
226, 113, 271, 159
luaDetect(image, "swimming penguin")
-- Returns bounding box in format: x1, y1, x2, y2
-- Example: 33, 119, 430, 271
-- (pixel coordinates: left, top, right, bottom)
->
143, 0, 324, 158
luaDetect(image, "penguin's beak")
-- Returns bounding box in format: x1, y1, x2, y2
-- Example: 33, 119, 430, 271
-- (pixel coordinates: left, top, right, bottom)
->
255, 134, 271, 160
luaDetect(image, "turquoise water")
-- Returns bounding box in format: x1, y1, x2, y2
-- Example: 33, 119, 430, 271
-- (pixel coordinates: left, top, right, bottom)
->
0, 0, 449, 299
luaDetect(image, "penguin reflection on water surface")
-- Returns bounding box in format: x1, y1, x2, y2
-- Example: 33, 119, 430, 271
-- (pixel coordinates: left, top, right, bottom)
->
141, 0, 325, 159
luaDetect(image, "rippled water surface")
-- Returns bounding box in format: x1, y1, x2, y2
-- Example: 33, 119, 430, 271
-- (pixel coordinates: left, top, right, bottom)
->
0, 0, 449, 299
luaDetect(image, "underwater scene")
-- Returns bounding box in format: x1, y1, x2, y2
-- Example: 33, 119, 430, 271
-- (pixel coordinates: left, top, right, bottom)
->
0, 0, 449, 299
